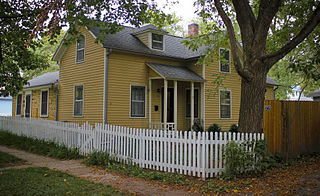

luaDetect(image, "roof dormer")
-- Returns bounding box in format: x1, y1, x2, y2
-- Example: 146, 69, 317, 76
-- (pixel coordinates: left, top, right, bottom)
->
132, 24, 167, 52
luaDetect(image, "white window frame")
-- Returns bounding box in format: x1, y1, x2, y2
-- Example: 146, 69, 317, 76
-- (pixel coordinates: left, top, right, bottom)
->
219, 48, 231, 73
185, 88, 200, 119
75, 35, 85, 63
40, 89, 49, 117
219, 89, 231, 119
24, 91, 32, 118
16, 93, 23, 116
73, 84, 84, 117
151, 33, 164, 51
130, 84, 147, 118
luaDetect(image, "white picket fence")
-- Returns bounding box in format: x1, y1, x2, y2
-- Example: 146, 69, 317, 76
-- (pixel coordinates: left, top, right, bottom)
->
0, 116, 264, 179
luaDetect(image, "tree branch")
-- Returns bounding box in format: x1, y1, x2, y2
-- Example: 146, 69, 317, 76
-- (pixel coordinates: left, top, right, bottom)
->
254, 0, 281, 51
263, 3, 320, 68
214, 0, 253, 82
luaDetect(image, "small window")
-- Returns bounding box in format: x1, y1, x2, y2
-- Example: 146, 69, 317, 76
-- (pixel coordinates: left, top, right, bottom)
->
74, 85, 84, 116
76, 35, 85, 62
16, 94, 22, 115
40, 90, 48, 117
131, 85, 145, 117
186, 89, 199, 118
220, 90, 231, 119
220, 48, 230, 73
152, 33, 163, 50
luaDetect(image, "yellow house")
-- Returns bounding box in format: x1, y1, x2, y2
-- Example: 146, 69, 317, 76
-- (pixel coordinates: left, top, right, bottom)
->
12, 24, 278, 131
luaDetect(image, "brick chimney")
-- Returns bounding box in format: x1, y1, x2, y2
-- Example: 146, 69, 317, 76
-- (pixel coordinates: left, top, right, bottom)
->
188, 23, 199, 36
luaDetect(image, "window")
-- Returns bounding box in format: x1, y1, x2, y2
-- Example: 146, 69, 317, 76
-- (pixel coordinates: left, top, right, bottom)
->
220, 90, 231, 119
40, 90, 49, 117
16, 94, 22, 115
76, 35, 85, 62
152, 33, 163, 50
131, 85, 145, 117
74, 85, 83, 116
186, 89, 199, 118
220, 48, 230, 73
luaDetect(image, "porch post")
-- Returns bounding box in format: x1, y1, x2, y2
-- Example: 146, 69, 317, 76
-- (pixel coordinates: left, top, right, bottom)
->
174, 80, 177, 131
164, 79, 168, 130
200, 82, 205, 129
191, 81, 194, 131
149, 79, 152, 129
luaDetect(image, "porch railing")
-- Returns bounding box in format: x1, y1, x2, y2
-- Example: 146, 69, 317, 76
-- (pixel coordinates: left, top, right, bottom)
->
150, 122, 175, 131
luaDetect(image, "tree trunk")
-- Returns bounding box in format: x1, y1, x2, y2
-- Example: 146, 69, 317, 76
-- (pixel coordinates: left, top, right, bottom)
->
238, 67, 267, 133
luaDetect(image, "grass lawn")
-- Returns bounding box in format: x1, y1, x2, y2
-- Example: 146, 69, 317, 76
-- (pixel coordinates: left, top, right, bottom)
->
0, 167, 130, 196
0, 151, 25, 168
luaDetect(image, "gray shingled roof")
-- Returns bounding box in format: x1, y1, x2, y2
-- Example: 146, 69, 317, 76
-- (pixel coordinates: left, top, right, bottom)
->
89, 25, 202, 59
146, 62, 206, 82
266, 76, 279, 86
24, 71, 59, 89
307, 89, 320, 98
131, 24, 168, 35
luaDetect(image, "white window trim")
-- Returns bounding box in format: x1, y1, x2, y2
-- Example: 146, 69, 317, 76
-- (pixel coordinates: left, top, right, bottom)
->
40, 89, 49, 118
15, 93, 23, 116
75, 35, 86, 63
219, 47, 231, 73
219, 89, 232, 119
129, 84, 147, 118
73, 84, 84, 117
150, 32, 165, 52
185, 87, 200, 119
24, 91, 32, 118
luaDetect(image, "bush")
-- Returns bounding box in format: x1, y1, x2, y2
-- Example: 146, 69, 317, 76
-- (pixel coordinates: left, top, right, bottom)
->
223, 139, 278, 179
229, 124, 239, 133
207, 123, 221, 133
192, 119, 204, 132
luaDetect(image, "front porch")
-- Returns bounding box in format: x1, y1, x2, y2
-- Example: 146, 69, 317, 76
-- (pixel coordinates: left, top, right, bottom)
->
146, 62, 206, 131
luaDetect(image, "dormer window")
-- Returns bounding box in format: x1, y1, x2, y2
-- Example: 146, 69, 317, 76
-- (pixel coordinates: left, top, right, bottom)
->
76, 35, 85, 63
152, 33, 163, 50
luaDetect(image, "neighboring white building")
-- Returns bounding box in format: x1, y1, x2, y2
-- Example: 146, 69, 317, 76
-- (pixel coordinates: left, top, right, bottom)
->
287, 86, 313, 101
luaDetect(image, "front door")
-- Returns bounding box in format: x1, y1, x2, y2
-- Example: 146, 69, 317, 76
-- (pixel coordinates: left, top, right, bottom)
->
25, 94, 31, 117
161, 88, 174, 123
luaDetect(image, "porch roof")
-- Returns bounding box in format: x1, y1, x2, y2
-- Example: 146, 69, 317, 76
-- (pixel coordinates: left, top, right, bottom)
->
146, 62, 206, 82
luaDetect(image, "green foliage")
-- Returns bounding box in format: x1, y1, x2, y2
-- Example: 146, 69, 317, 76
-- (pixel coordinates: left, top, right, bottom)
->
0, 151, 25, 168
229, 124, 239, 133
149, 12, 186, 36
0, 167, 130, 195
192, 119, 204, 132
207, 123, 221, 133
223, 139, 278, 179
0, 131, 82, 160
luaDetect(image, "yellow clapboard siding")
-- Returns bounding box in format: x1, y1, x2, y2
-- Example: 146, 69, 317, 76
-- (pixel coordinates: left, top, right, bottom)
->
58, 26, 105, 125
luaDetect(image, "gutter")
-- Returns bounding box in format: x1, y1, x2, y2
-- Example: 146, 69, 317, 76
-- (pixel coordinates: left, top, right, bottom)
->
104, 49, 112, 124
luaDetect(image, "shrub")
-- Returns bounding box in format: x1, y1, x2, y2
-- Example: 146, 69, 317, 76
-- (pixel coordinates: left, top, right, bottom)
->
229, 124, 239, 133
192, 119, 204, 132
207, 123, 221, 133
223, 139, 278, 179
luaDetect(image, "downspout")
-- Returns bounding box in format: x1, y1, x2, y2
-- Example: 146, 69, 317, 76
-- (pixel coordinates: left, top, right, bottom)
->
104, 49, 112, 124
274, 86, 279, 100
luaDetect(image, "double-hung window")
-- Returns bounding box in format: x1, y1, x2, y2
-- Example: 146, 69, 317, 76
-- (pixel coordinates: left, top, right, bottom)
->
220, 90, 231, 119
220, 48, 230, 73
186, 89, 199, 118
152, 33, 163, 50
74, 85, 84, 117
40, 90, 49, 117
130, 85, 145, 117
16, 94, 22, 115
76, 35, 85, 62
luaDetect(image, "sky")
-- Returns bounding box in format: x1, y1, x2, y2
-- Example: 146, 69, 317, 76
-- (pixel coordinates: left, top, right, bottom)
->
155, 0, 198, 31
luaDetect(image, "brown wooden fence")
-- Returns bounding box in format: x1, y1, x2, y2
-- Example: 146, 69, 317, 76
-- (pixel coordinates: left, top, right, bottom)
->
263, 100, 320, 159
